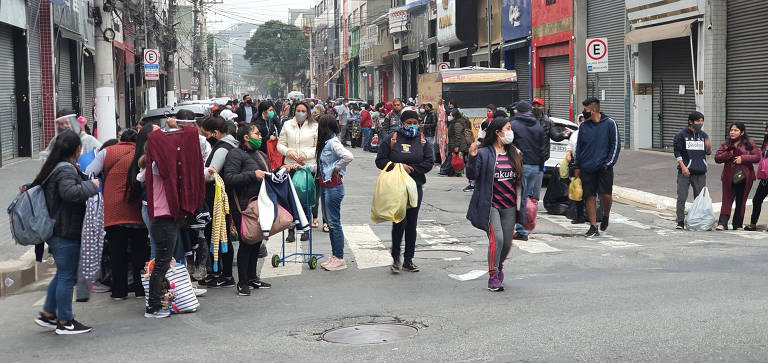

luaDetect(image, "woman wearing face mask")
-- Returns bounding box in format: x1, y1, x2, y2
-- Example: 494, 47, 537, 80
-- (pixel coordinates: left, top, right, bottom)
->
278, 101, 322, 240
221, 123, 272, 295
439, 109, 472, 176
376, 110, 434, 273
466, 118, 523, 292
745, 126, 768, 231
253, 100, 279, 154
714, 122, 762, 230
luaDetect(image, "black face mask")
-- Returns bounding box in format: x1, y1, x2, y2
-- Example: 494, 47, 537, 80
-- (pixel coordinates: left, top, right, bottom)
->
246, 100, 252, 104
582, 111, 592, 120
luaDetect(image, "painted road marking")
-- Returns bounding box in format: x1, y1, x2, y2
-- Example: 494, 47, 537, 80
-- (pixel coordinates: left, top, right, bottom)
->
517, 240, 562, 253
345, 225, 392, 269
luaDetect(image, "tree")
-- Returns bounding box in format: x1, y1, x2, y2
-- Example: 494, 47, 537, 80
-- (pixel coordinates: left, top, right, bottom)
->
244, 21, 309, 92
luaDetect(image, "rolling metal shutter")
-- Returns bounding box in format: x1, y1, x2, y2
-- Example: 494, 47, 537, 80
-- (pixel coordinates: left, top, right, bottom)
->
727, 1, 768, 134
587, 0, 626, 141
543, 55, 570, 119
27, 0, 43, 153
514, 47, 529, 101
652, 38, 695, 150
83, 56, 95, 129
56, 37, 73, 111
0, 25, 18, 160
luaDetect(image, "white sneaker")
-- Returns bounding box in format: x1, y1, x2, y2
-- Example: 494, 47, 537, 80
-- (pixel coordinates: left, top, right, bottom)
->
320, 256, 336, 269
325, 258, 347, 271
193, 288, 207, 297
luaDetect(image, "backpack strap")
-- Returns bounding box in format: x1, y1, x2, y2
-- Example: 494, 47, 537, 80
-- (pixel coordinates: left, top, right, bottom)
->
41, 162, 75, 186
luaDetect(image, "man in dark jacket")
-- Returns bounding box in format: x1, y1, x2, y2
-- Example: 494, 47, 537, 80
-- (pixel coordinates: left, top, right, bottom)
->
532, 98, 571, 162
421, 103, 437, 160
574, 97, 621, 238
509, 100, 546, 241
236, 95, 257, 123
673, 111, 711, 229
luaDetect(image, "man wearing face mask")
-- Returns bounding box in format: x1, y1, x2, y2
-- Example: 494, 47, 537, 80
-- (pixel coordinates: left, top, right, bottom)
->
573, 97, 621, 238
237, 94, 257, 123
421, 103, 437, 160
673, 111, 711, 229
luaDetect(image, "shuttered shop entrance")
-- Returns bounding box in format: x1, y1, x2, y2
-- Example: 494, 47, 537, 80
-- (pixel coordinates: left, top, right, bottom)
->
0, 25, 18, 160
652, 38, 695, 150
514, 47, 529, 101
727, 1, 768, 133
543, 55, 570, 119
83, 56, 96, 128
587, 0, 626, 143
56, 37, 73, 111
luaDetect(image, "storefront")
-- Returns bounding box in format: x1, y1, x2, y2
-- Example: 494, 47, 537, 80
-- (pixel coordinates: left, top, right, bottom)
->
0, 0, 31, 160
501, 0, 531, 101
726, 1, 768, 134
531, 0, 573, 120
437, 0, 476, 68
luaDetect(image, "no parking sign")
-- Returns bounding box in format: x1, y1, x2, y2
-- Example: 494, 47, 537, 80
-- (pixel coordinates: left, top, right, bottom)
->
586, 38, 608, 73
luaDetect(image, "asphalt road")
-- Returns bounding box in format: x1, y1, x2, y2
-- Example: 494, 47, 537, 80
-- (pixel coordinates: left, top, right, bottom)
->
1, 149, 767, 362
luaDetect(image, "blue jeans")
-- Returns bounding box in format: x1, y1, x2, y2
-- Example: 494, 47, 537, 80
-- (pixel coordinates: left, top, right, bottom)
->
320, 184, 345, 259
44, 236, 80, 321
142, 204, 156, 259
362, 127, 373, 151
515, 164, 543, 236
425, 136, 435, 160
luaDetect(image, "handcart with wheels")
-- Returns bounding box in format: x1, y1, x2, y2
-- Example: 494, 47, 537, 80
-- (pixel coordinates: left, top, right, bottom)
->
271, 166, 323, 269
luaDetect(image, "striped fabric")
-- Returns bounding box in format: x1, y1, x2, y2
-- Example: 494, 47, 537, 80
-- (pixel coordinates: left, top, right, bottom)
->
492, 154, 518, 209
142, 263, 200, 313
210, 173, 230, 272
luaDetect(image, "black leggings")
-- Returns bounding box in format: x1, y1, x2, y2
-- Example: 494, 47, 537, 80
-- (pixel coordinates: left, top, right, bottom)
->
205, 219, 234, 278
719, 182, 747, 228
236, 241, 261, 286
750, 180, 768, 225
391, 187, 423, 264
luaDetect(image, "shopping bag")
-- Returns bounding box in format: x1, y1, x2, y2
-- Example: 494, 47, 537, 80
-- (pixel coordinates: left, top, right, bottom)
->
370, 162, 409, 223
142, 262, 200, 314
757, 155, 768, 180
293, 166, 317, 208
451, 153, 465, 172
569, 177, 583, 201
558, 161, 569, 179
685, 187, 716, 231
405, 172, 418, 209
523, 198, 538, 232
544, 175, 570, 215
266, 138, 284, 170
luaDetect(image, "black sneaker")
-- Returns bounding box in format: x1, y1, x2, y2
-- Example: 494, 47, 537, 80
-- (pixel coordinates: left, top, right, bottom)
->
390, 260, 401, 273
286, 229, 296, 243
55, 319, 93, 335
513, 232, 528, 241
34, 312, 57, 329
676, 221, 685, 230
76, 298, 89, 303
300, 232, 309, 242
248, 280, 272, 289
600, 216, 610, 231
209, 277, 235, 288
237, 283, 250, 296
585, 225, 600, 238
744, 225, 757, 231
462, 185, 475, 192
402, 261, 420, 272
201, 275, 217, 287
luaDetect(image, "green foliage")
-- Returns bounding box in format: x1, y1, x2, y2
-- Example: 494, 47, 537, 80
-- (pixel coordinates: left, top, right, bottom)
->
244, 20, 309, 90
267, 80, 282, 99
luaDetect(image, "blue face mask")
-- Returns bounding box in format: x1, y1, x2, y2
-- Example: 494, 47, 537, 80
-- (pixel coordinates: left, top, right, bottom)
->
402, 124, 419, 137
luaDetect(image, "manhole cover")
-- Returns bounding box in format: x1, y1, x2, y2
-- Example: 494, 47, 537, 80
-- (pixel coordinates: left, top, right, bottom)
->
321, 323, 418, 344
413, 249, 471, 260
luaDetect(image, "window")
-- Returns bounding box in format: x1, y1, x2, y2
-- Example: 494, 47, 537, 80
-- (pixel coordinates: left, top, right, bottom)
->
392, 0, 405, 7
546, 0, 556, 5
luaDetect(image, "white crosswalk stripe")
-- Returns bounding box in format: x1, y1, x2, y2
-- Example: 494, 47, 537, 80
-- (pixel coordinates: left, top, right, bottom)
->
344, 224, 392, 269
416, 225, 473, 252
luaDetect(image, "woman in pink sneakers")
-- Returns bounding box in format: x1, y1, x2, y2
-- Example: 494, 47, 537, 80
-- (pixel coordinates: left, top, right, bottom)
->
314, 115, 354, 271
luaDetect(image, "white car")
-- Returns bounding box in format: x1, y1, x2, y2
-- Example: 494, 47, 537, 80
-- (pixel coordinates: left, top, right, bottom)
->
545, 117, 579, 170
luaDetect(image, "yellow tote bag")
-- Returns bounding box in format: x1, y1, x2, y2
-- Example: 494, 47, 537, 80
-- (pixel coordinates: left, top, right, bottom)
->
558, 160, 569, 179
569, 177, 583, 201
370, 162, 409, 223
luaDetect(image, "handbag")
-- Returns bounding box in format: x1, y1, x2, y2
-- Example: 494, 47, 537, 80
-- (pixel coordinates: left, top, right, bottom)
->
732, 168, 746, 184
451, 153, 465, 172
234, 191, 294, 245
463, 129, 475, 145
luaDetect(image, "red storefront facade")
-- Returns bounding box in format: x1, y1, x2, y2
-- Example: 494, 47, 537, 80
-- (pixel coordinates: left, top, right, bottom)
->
531, 0, 574, 120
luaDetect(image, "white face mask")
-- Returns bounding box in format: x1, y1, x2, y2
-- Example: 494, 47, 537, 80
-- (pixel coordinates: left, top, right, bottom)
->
501, 130, 515, 145
448, 116, 454, 121
477, 130, 486, 139
419, 108, 425, 114
295, 111, 307, 122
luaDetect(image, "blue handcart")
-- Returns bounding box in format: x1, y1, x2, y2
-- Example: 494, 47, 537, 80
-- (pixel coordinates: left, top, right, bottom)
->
270, 167, 323, 270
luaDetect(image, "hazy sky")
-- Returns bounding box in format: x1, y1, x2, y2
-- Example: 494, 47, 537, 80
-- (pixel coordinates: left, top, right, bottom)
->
205, 0, 316, 32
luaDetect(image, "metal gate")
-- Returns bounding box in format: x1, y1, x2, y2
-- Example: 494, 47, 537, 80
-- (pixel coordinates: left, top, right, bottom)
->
727, 0, 768, 134
83, 56, 95, 129
514, 47, 530, 101
56, 36, 73, 112
0, 25, 18, 160
652, 38, 695, 150
27, 0, 43, 153
587, 0, 626, 139
543, 55, 570, 119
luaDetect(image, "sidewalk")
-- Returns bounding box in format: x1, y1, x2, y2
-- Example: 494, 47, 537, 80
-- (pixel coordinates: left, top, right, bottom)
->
613, 149, 768, 225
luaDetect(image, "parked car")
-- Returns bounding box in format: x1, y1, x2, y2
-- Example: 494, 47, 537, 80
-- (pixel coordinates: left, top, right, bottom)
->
545, 117, 579, 170
140, 104, 210, 128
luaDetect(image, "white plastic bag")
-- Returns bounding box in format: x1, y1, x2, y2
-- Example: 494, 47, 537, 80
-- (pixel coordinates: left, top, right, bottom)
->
685, 187, 716, 231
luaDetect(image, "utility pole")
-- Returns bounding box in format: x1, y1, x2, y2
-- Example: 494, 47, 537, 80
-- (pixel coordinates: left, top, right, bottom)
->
487, 0, 492, 67
192, 0, 201, 100
144, 0, 157, 110
94, 0, 116, 142
309, 19, 315, 98
165, 0, 177, 106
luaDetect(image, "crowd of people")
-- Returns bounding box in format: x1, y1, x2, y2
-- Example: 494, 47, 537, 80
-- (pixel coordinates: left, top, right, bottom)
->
29, 88, 768, 335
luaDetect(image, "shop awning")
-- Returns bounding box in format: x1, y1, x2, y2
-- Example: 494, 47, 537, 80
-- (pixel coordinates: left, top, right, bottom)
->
448, 47, 469, 58
437, 46, 450, 54
402, 52, 420, 61
324, 59, 351, 85
472, 47, 490, 62
624, 19, 696, 45
501, 38, 528, 50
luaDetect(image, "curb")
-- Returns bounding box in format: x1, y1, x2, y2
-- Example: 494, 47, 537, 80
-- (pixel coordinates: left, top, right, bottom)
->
0, 247, 54, 297
612, 185, 686, 213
